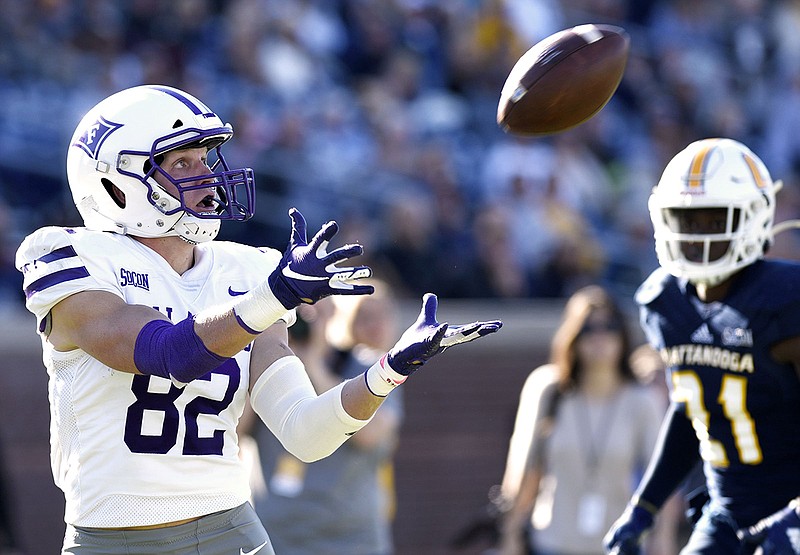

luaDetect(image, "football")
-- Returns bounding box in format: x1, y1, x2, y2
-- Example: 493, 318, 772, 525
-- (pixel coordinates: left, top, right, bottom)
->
497, 24, 630, 136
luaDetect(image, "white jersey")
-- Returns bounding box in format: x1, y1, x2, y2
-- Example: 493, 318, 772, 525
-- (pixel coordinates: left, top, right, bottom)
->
16, 226, 293, 528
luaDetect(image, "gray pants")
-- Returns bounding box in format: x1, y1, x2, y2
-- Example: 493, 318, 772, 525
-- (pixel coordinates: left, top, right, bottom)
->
62, 503, 274, 555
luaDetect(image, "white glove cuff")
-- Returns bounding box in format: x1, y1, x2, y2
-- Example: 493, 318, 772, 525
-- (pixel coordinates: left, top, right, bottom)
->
231, 280, 290, 334
364, 354, 408, 397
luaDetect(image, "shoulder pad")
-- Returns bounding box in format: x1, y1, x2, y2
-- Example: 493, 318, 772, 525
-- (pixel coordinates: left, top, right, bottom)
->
635, 267, 672, 306
15, 226, 118, 324
16, 226, 79, 271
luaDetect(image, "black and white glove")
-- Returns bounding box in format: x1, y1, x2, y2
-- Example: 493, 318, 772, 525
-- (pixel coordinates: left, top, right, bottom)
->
738, 499, 800, 555
234, 208, 373, 333
364, 293, 502, 396
268, 207, 373, 308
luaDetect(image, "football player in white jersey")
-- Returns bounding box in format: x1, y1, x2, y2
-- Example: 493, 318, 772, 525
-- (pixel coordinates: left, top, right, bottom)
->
14, 85, 502, 555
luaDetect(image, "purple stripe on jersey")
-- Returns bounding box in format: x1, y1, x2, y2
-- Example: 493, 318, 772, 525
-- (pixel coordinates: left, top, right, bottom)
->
148, 85, 215, 118
25, 267, 90, 298
37, 246, 78, 264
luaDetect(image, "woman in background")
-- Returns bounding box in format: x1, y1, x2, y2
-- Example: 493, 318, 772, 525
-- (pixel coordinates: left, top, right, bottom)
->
498, 285, 678, 555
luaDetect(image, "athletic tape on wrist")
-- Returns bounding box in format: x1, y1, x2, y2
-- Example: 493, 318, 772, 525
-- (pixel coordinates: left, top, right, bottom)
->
231, 280, 291, 334
364, 354, 408, 397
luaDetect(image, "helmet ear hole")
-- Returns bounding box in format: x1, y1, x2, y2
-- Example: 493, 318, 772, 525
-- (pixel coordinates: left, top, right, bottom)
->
101, 178, 126, 209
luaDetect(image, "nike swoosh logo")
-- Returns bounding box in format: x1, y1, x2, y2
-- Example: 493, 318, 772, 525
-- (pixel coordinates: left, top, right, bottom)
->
228, 286, 248, 296
281, 267, 327, 281
240, 540, 269, 555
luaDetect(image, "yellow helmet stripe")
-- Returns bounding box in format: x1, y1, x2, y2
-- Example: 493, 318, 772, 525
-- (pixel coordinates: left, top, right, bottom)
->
742, 153, 768, 189
687, 139, 720, 191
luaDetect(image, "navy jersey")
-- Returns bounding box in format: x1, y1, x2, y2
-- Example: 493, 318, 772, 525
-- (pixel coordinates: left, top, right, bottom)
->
636, 260, 800, 526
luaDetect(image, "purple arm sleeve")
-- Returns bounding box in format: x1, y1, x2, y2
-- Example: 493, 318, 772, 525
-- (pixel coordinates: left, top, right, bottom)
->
133, 318, 227, 383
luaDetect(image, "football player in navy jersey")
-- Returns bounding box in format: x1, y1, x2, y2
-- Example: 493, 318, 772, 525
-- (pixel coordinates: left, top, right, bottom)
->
14, 85, 502, 555
603, 138, 800, 555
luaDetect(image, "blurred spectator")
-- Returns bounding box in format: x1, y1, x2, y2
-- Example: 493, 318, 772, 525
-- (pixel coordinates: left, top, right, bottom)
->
496, 285, 678, 554
480, 139, 606, 297
0, 434, 21, 555
0, 199, 22, 305
249, 283, 404, 555
471, 203, 529, 298
0, 0, 798, 305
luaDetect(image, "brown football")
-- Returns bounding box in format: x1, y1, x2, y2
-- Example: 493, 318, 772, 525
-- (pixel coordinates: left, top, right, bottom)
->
497, 24, 630, 136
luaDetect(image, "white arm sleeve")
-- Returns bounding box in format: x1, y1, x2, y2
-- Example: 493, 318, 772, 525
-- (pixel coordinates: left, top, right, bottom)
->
250, 355, 372, 463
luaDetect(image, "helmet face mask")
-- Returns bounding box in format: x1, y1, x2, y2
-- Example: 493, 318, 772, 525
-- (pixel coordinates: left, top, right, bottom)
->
67, 85, 256, 244
132, 141, 254, 221
649, 138, 776, 286
662, 207, 737, 263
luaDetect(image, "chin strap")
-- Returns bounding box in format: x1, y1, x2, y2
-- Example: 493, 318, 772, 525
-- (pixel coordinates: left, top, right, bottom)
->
689, 272, 732, 289
173, 212, 221, 244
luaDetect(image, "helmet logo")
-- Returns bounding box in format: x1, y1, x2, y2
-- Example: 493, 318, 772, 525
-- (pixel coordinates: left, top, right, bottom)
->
74, 116, 122, 159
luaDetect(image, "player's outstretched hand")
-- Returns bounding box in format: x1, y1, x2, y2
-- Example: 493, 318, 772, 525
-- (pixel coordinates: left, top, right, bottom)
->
388, 293, 503, 372
269, 208, 374, 309
738, 500, 800, 555
364, 293, 502, 396
603, 504, 654, 555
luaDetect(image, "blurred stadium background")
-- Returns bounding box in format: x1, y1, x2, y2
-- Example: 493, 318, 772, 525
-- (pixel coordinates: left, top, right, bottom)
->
2, 0, 800, 553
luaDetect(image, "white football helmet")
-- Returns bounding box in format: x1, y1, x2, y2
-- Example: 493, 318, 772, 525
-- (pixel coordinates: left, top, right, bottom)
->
649, 138, 778, 286
66, 85, 255, 243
